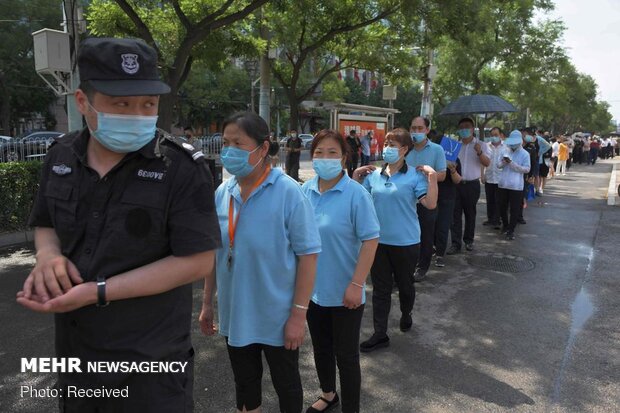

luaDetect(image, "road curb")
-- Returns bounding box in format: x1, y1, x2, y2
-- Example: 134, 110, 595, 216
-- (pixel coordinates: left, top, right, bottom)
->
608, 162, 618, 206
0, 230, 34, 249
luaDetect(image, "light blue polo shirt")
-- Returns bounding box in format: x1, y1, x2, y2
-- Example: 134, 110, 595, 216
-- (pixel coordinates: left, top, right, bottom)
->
215, 168, 321, 347
405, 138, 447, 172
362, 163, 428, 246
301, 173, 380, 307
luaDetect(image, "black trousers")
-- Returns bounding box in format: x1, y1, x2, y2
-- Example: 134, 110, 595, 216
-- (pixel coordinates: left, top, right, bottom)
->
370, 243, 419, 336
434, 197, 455, 257
497, 188, 522, 233
416, 203, 437, 272
484, 183, 500, 224
450, 180, 481, 248
226, 340, 302, 412
306, 302, 364, 413
347, 154, 359, 177
59, 350, 195, 413
286, 156, 300, 181
360, 154, 370, 166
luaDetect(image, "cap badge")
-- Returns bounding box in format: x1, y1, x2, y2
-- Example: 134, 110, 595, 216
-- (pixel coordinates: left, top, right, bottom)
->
121, 53, 139, 74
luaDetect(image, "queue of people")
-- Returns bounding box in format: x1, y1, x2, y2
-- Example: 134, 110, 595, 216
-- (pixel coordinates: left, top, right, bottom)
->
18, 35, 613, 413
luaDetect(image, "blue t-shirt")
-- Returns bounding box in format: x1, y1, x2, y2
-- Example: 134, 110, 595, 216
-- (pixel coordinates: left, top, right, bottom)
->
361, 135, 371, 156
301, 173, 380, 307
215, 168, 321, 347
362, 163, 428, 246
405, 139, 447, 172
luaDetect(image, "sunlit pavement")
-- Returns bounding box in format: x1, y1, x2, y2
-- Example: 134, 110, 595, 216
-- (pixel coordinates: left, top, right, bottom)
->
1, 159, 618, 412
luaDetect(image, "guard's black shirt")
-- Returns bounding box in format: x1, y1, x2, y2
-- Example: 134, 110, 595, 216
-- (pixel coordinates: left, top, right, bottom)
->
28, 128, 221, 387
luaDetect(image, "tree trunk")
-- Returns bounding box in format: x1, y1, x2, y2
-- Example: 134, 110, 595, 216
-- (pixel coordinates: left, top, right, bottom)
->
0, 71, 11, 135
288, 92, 300, 131
158, 86, 177, 132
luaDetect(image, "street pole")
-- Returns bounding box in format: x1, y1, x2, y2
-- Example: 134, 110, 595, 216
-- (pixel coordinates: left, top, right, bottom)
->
420, 48, 434, 119
258, 10, 270, 125
62, 0, 83, 132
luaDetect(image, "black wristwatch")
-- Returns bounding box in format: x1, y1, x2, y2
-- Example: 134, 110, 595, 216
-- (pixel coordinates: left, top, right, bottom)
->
96, 275, 109, 307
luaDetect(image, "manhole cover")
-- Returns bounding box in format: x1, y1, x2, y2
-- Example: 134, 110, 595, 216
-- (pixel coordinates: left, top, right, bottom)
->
466, 253, 535, 273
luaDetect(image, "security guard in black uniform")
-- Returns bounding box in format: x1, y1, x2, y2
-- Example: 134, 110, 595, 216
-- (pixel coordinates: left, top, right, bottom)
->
17, 38, 221, 412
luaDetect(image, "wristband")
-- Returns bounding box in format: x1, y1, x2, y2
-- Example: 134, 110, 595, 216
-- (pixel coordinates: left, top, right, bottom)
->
96, 276, 109, 307
293, 303, 308, 310
351, 281, 364, 288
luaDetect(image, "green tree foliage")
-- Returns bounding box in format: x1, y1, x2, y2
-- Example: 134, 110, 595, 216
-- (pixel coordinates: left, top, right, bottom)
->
179, 64, 251, 131
267, 0, 423, 129
86, 0, 269, 129
0, 0, 61, 136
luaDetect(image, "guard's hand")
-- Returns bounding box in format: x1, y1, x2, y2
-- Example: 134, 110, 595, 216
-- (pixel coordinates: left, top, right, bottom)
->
353, 165, 376, 181
199, 303, 217, 336
343, 283, 363, 309
284, 309, 306, 350
16, 282, 96, 313
23, 251, 83, 303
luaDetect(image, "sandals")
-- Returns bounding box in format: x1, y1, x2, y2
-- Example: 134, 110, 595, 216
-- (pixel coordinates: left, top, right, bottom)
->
305, 392, 340, 413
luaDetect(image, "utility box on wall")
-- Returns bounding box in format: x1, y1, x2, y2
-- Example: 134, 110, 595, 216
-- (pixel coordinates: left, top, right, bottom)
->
32, 29, 71, 74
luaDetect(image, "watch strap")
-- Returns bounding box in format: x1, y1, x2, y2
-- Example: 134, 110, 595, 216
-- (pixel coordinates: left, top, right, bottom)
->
96, 276, 109, 307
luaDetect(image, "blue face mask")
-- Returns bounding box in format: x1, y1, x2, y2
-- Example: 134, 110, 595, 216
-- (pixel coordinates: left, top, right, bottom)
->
491, 136, 501, 143
411, 132, 426, 144
525, 135, 535, 143
457, 128, 472, 139
220, 145, 261, 177
89, 105, 157, 153
313, 159, 343, 180
383, 146, 401, 164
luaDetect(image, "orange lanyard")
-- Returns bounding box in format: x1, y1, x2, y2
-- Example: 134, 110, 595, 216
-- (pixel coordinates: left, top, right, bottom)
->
227, 166, 271, 268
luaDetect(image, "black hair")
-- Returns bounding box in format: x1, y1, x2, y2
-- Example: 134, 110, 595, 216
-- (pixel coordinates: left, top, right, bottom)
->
490, 126, 504, 136
223, 112, 279, 156
428, 129, 440, 143
458, 117, 474, 128
183, 126, 193, 132
411, 116, 431, 128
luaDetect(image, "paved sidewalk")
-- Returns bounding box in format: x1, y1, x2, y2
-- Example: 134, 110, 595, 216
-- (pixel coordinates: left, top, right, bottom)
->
0, 159, 618, 412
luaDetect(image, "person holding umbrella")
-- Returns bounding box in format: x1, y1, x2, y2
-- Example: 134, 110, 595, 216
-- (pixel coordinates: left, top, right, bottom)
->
447, 117, 490, 254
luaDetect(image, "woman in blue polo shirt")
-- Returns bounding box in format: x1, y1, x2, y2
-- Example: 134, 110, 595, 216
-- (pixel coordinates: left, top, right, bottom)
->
353, 128, 438, 353
198, 112, 321, 413
301, 129, 380, 413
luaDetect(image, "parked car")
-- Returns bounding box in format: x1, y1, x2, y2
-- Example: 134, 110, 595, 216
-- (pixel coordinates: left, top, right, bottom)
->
279, 134, 314, 149
1, 131, 63, 162
299, 133, 314, 149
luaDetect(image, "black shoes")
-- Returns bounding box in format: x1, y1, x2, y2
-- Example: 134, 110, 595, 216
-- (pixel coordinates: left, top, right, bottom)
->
517, 218, 526, 225
446, 245, 461, 255
400, 313, 413, 332
434, 256, 445, 267
306, 393, 340, 413
413, 269, 427, 282
465, 242, 474, 251
506, 232, 515, 240
360, 333, 390, 353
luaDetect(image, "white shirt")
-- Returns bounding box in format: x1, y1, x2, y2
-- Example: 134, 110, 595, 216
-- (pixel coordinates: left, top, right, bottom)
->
498, 147, 531, 191
551, 142, 560, 157
484, 142, 504, 184
457, 137, 491, 181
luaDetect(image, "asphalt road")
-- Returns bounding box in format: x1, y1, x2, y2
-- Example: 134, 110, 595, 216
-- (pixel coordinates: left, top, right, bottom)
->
0, 159, 618, 413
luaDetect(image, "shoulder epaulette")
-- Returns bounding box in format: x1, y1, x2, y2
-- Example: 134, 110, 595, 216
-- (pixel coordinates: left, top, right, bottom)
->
156, 129, 205, 162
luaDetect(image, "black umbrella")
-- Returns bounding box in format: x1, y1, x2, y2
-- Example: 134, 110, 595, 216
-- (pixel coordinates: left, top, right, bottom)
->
439, 94, 517, 116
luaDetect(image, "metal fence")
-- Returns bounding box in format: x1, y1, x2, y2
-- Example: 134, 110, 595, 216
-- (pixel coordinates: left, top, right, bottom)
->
0, 140, 51, 163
